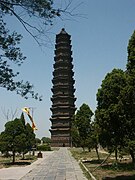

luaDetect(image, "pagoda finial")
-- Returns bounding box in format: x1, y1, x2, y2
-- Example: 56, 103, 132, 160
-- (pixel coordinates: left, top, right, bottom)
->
60, 28, 67, 34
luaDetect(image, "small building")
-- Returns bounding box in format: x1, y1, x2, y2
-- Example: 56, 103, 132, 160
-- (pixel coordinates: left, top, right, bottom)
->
50, 28, 76, 147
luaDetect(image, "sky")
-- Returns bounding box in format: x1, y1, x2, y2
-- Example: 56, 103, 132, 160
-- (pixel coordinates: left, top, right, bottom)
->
1, 0, 135, 138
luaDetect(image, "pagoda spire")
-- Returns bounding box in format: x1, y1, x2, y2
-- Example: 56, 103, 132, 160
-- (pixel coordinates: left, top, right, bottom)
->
50, 29, 76, 147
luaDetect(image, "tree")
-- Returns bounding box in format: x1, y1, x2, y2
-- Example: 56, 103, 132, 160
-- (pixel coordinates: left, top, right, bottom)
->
95, 69, 127, 160
0, 113, 35, 163
86, 121, 100, 160
71, 115, 81, 147
41, 137, 51, 144
1, 107, 18, 121
126, 30, 135, 73
72, 103, 93, 150
95, 30, 135, 166
35, 138, 41, 144
119, 30, 135, 166
0, 4, 41, 100
0, 0, 76, 99
119, 85, 135, 166
17, 113, 35, 158
25, 123, 36, 150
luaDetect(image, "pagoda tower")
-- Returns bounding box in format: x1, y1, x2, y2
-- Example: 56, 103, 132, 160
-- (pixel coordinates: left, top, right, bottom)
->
50, 28, 76, 147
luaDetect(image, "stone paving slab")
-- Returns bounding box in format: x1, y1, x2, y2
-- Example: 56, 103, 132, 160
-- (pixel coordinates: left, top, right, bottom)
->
21, 148, 87, 180
0, 151, 53, 180
0, 148, 87, 180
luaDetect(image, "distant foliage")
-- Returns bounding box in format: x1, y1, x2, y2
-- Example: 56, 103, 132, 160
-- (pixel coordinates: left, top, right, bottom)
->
37, 144, 51, 151
35, 138, 41, 144
41, 137, 51, 144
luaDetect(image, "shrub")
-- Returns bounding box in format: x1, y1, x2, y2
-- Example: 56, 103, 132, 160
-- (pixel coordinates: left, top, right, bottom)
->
37, 144, 51, 151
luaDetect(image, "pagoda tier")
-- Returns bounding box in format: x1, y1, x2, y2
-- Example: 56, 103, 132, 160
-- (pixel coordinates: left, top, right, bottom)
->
50, 28, 76, 147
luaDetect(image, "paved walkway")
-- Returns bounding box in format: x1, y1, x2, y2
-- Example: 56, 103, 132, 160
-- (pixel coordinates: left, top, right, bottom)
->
0, 148, 87, 180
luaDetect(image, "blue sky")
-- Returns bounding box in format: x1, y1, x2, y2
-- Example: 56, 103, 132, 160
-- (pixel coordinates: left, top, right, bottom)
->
1, 0, 135, 138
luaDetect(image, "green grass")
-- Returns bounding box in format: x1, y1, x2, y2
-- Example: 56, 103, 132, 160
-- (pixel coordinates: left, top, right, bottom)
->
70, 148, 135, 180
0, 154, 37, 168
70, 148, 108, 161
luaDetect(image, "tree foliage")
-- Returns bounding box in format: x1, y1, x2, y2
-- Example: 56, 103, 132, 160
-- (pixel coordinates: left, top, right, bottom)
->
71, 116, 80, 147
71, 103, 93, 149
41, 136, 51, 144
95, 69, 127, 159
127, 30, 135, 73
35, 137, 41, 144
0, 113, 35, 163
87, 121, 100, 159
120, 31, 135, 164
95, 30, 135, 164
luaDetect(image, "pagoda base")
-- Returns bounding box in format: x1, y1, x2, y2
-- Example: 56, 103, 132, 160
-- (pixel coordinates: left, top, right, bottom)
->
51, 135, 72, 147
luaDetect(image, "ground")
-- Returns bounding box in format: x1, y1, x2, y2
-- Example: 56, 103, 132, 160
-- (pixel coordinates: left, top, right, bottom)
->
70, 148, 135, 180
0, 154, 36, 169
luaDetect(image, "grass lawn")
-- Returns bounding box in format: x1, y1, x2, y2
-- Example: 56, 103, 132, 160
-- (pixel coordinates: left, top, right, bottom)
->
0, 154, 37, 169
70, 148, 135, 180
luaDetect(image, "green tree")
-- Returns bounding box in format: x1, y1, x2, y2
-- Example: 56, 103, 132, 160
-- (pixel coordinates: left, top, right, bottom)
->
95, 30, 135, 166
126, 30, 135, 73
35, 138, 41, 144
95, 69, 127, 160
0, 114, 35, 163
86, 121, 100, 160
19, 113, 35, 158
119, 83, 135, 165
0, 118, 26, 163
25, 123, 35, 150
41, 137, 51, 144
0, 0, 74, 99
119, 30, 135, 166
71, 115, 80, 147
73, 104, 93, 150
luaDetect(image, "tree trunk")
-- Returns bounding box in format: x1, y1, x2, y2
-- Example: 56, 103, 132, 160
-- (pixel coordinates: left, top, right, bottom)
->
22, 152, 25, 159
130, 149, 135, 168
115, 148, 118, 162
95, 145, 100, 161
12, 150, 15, 163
